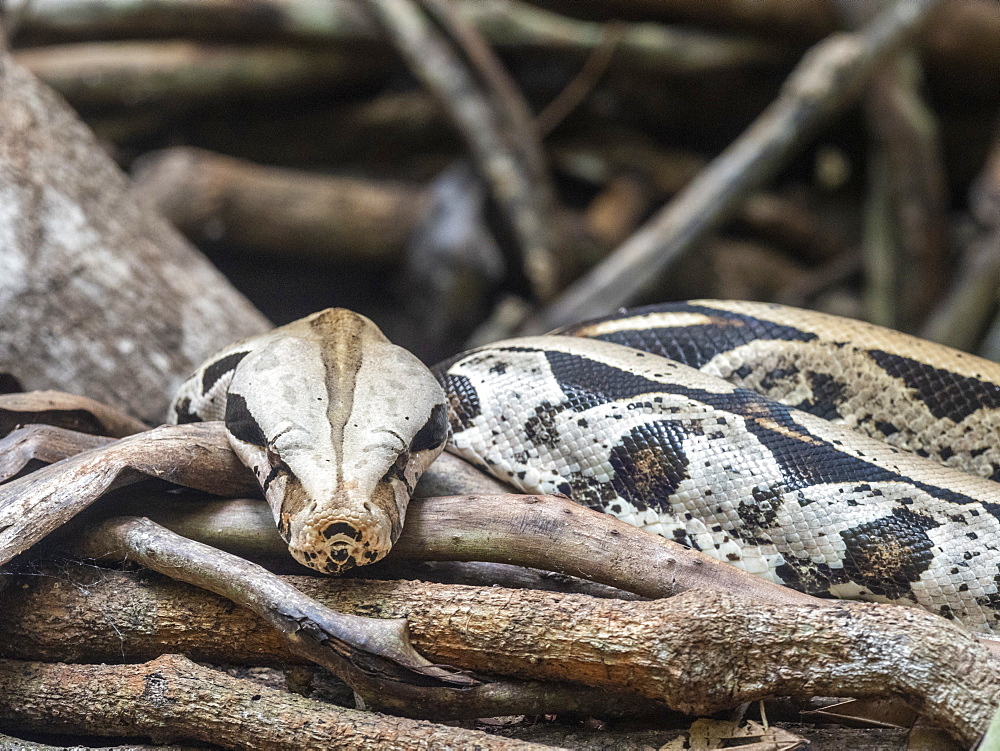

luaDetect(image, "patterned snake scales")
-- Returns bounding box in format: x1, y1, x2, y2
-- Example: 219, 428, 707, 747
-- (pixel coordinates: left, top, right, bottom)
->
168, 300, 1000, 635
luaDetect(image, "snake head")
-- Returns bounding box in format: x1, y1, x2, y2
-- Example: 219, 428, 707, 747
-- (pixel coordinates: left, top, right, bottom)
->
224, 309, 449, 574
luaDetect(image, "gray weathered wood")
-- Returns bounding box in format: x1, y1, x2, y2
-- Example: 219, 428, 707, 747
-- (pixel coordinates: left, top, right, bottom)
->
0, 52, 270, 423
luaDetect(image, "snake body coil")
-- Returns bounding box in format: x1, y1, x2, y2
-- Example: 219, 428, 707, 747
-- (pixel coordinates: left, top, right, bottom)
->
170, 300, 1000, 634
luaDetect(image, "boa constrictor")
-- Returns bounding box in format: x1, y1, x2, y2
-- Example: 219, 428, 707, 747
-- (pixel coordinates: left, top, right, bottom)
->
168, 300, 1000, 634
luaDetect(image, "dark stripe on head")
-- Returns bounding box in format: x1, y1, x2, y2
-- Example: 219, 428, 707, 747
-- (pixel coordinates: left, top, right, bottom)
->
202, 351, 250, 395
409, 402, 449, 452
225, 392, 267, 447
173, 397, 201, 425
867, 349, 1000, 421
562, 302, 818, 369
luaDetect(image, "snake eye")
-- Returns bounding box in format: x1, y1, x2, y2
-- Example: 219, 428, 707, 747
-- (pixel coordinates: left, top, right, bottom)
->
380, 448, 412, 486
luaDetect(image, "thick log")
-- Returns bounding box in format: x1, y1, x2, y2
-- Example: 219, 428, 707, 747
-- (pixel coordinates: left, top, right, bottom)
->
132, 147, 429, 263
2, 565, 997, 746
0, 52, 270, 423
0, 654, 545, 750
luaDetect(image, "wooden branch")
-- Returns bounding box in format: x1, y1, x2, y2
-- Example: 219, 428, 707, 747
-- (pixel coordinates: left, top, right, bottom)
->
110, 491, 814, 606
391, 493, 816, 605
0, 391, 147, 439
522, 0, 943, 333
12, 0, 787, 77
13, 41, 386, 112
922, 124, 1000, 351
0, 654, 545, 751
0, 423, 256, 566
70, 516, 493, 709
132, 147, 430, 263
4, 565, 998, 746
0, 50, 269, 423
0, 424, 114, 483
839, 0, 949, 333
363, 0, 557, 302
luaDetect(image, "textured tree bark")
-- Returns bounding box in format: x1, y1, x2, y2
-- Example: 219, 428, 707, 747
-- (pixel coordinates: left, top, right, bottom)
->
0, 52, 270, 423
0, 654, 546, 750
3, 564, 997, 746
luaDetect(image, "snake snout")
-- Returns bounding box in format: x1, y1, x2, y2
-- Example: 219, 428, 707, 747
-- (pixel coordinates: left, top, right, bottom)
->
281, 484, 401, 575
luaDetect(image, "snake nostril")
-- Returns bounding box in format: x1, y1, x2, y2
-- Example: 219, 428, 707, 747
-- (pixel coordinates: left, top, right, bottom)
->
363, 501, 375, 514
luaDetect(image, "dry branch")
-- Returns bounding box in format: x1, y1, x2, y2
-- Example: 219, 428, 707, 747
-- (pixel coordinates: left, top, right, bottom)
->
11, 0, 787, 78
0, 423, 255, 566
0, 654, 546, 751
363, 0, 557, 301
71, 515, 492, 713
132, 147, 430, 263
112, 490, 815, 606
0, 425, 114, 483
13, 41, 385, 112
524, 0, 942, 333
3, 566, 997, 746
0, 391, 147, 438
0, 51, 269, 423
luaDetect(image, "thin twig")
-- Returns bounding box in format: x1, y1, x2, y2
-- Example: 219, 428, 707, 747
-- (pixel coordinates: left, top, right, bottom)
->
533, 21, 622, 137
363, 0, 557, 301
520, 0, 943, 334
419, 0, 548, 187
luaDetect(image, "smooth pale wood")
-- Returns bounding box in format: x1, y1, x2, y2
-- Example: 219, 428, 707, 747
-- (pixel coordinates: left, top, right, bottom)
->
0, 51, 269, 423
392, 493, 818, 605
2, 564, 997, 747
0, 654, 545, 751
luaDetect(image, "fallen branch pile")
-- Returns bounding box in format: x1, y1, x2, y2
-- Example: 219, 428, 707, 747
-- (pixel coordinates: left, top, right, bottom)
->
3, 0, 1000, 748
